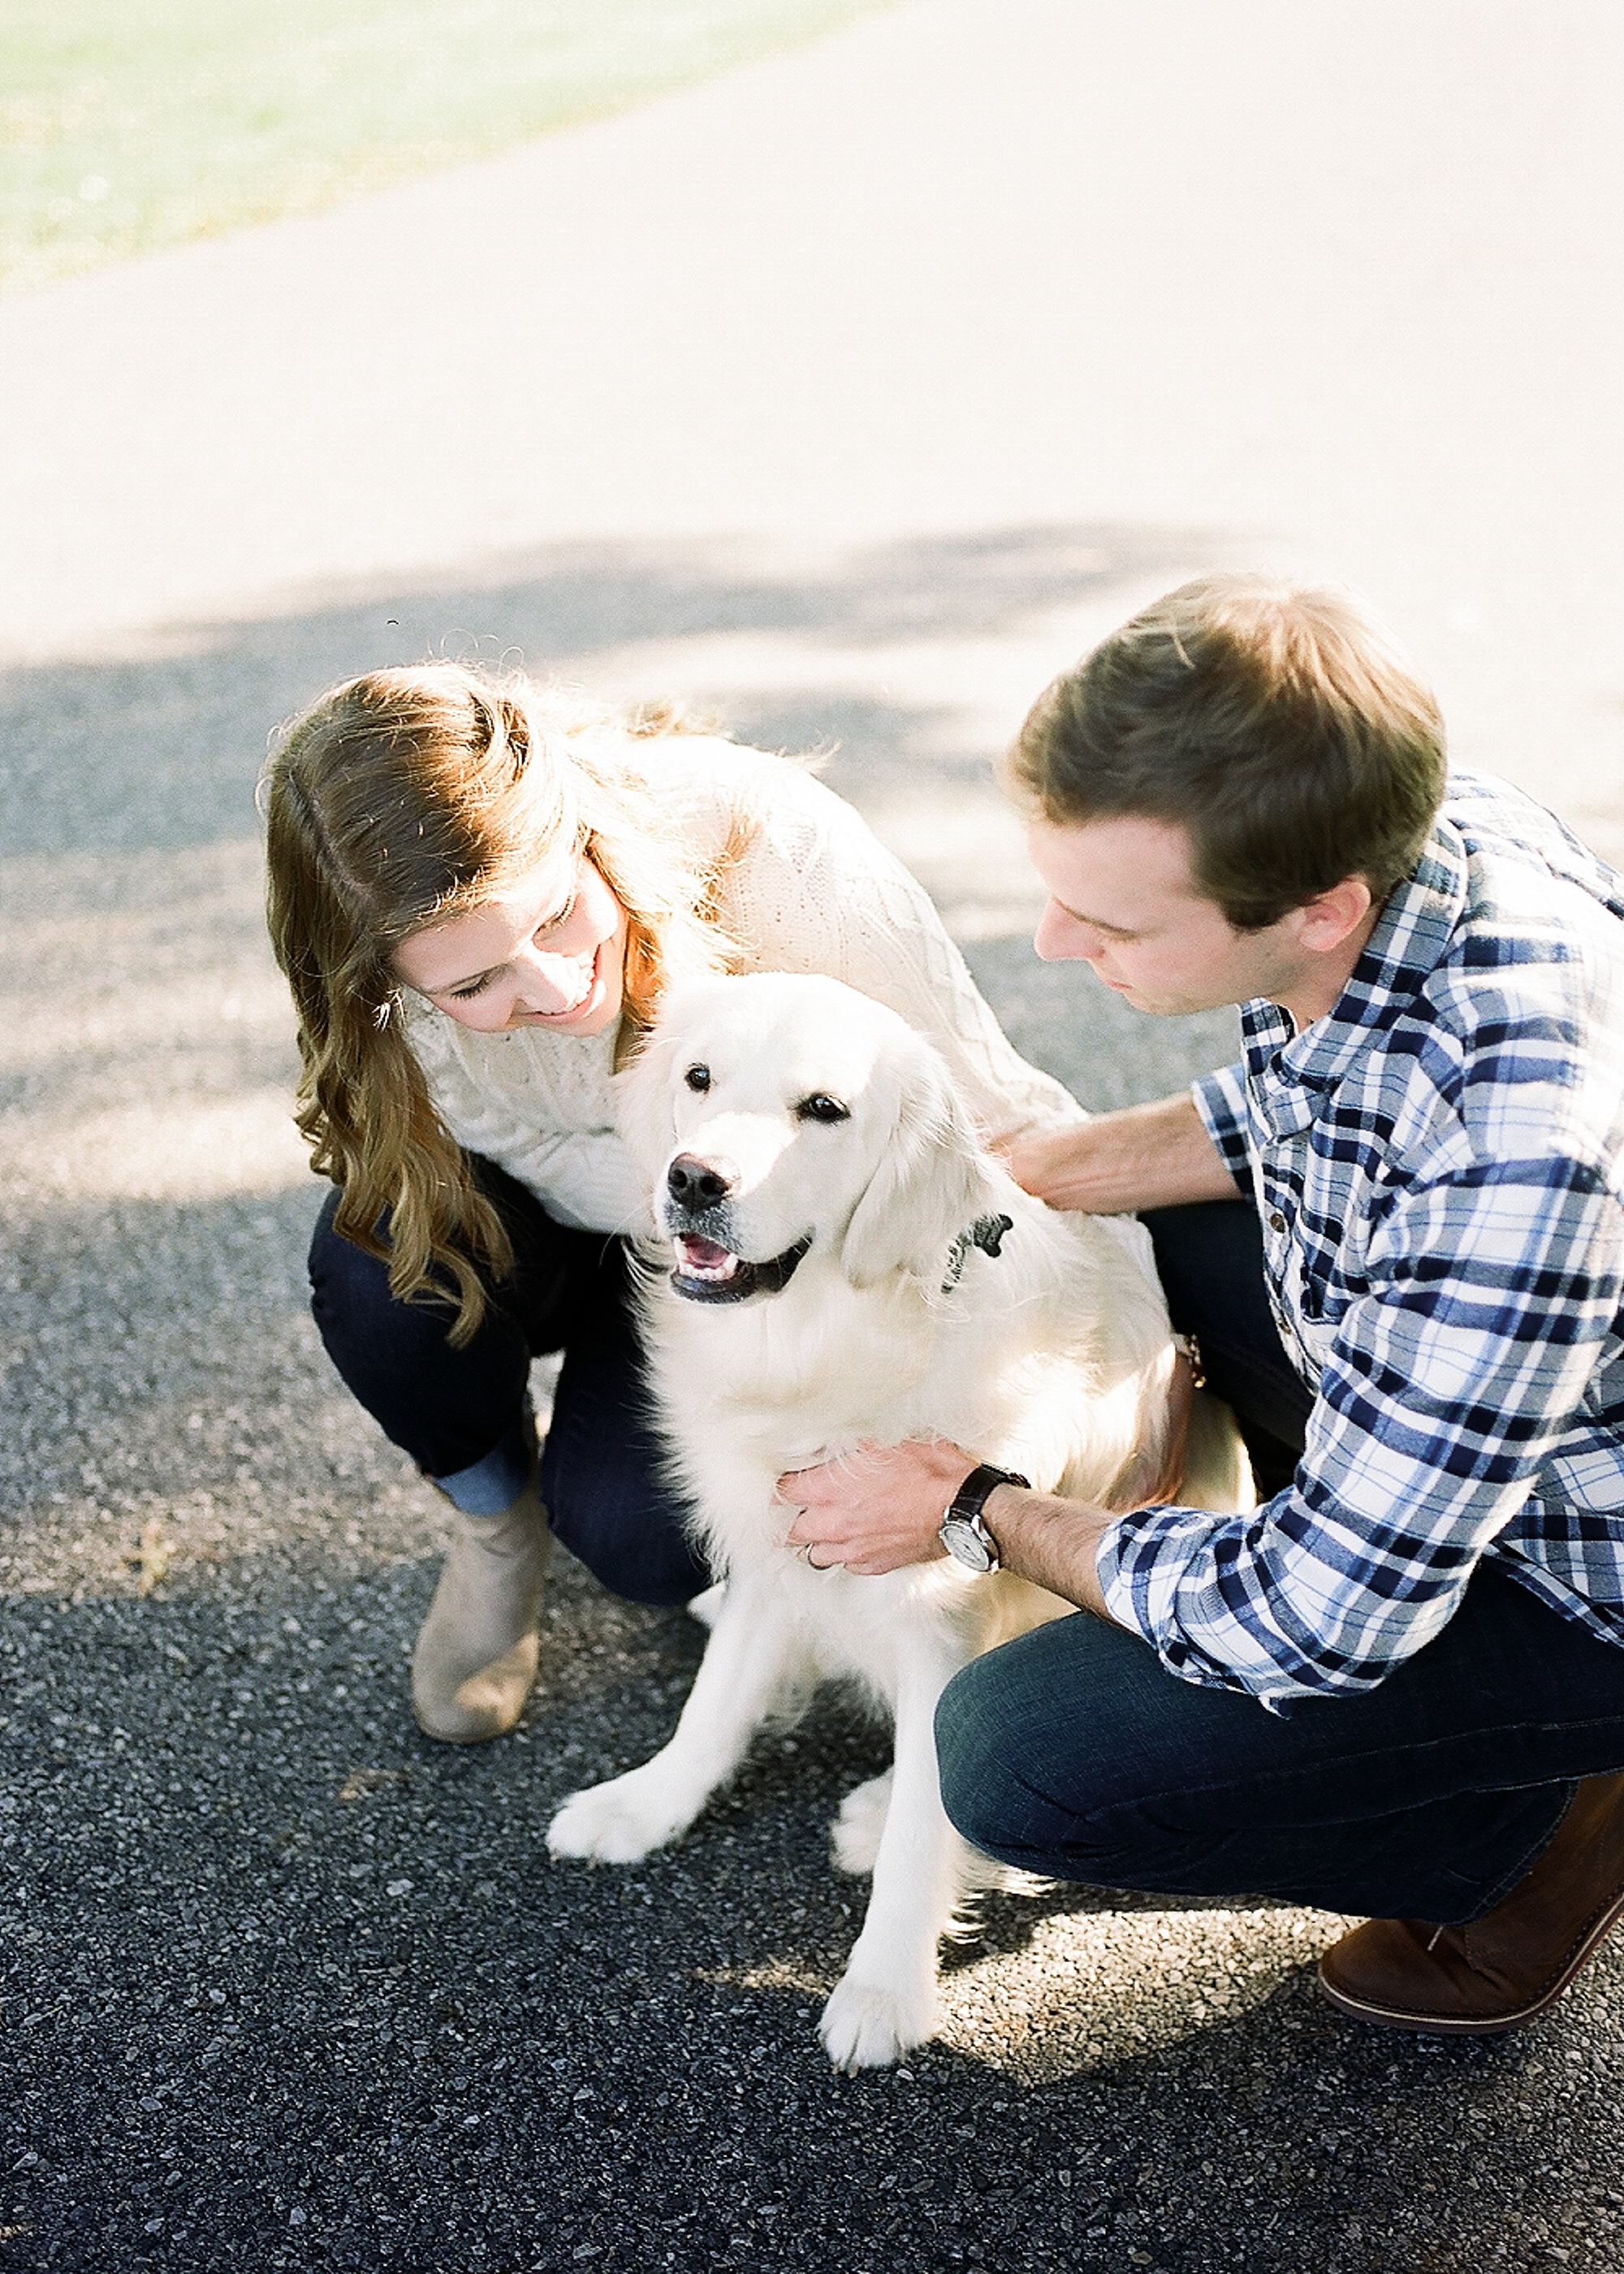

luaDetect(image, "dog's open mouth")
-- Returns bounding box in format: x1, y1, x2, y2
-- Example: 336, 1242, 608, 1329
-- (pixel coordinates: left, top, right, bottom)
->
670, 1232, 813, 1304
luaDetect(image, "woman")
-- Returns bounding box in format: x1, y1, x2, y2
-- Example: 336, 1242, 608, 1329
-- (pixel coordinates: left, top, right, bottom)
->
263, 661, 1083, 1744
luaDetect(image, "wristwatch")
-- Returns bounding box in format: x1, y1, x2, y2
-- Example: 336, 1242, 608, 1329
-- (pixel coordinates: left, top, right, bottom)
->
938, 1463, 1030, 1574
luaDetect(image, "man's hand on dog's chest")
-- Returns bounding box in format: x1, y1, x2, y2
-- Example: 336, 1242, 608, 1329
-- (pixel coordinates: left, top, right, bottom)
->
779, 1439, 975, 1574
780, 1437, 1122, 1619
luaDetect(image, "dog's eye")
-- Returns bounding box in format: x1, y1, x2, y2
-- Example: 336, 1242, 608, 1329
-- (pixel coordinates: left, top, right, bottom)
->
796, 1092, 850, 1124
684, 1064, 711, 1092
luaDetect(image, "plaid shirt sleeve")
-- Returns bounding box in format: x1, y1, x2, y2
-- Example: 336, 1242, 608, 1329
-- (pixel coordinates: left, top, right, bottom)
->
1190, 1063, 1255, 1197
1095, 1158, 1624, 1714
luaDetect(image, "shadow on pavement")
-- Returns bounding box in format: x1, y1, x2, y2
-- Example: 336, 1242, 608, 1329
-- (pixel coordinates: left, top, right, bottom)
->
0, 519, 1225, 860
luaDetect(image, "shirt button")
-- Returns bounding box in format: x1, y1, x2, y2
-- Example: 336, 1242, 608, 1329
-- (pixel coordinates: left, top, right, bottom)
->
1269, 1211, 1287, 1234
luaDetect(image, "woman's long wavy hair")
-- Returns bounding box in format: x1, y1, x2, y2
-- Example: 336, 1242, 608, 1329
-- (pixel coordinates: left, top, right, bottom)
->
262, 662, 741, 1346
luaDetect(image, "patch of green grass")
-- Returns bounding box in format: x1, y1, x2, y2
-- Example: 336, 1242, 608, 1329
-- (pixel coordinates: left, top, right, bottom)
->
0, 0, 896, 295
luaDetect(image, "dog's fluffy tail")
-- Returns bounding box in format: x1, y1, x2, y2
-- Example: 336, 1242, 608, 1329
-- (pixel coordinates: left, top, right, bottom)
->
942, 1848, 1054, 1941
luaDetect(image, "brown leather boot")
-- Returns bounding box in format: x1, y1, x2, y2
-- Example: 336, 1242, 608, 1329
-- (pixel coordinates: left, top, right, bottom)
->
410, 1477, 552, 1744
1316, 1771, 1624, 2034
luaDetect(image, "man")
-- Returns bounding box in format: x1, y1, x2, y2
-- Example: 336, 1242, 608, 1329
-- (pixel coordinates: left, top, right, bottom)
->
784, 574, 1624, 2035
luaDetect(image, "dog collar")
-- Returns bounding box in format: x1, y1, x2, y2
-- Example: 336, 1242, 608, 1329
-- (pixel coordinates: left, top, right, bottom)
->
940, 1211, 1014, 1295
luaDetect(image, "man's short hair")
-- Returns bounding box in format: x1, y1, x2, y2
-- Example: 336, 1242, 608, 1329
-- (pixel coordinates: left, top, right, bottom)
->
1005, 575, 1447, 930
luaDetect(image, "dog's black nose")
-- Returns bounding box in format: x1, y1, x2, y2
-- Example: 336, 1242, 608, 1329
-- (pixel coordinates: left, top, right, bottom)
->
667, 1153, 732, 1212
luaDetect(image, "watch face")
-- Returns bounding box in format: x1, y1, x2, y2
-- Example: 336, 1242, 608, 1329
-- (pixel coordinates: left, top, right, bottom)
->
940, 1515, 996, 1573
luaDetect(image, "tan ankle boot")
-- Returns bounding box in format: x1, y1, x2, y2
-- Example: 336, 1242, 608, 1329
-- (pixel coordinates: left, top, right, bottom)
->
411, 1478, 552, 1743
1317, 1770, 1624, 2034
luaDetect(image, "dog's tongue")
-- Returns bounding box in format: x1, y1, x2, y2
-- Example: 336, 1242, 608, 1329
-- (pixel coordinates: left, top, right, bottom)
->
677, 1236, 737, 1278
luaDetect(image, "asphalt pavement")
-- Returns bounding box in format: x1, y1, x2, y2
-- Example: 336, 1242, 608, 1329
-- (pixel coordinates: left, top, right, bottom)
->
4, 4, 1624, 2270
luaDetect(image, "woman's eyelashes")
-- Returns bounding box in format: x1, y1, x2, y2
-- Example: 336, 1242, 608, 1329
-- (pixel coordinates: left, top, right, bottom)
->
443, 900, 581, 1001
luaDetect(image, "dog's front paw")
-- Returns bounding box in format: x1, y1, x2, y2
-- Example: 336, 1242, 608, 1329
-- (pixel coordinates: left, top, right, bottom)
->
818, 1968, 938, 2072
546, 1768, 692, 1865
829, 1770, 893, 1877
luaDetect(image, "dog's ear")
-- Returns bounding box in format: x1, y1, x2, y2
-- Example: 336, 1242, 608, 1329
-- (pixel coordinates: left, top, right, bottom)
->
839, 1046, 1002, 1289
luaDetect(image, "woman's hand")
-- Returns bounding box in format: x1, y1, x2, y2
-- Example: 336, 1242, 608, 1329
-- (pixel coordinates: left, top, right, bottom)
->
778, 1439, 980, 1575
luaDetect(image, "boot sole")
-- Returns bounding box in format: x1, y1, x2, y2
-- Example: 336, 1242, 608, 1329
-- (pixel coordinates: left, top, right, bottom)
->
412, 1705, 520, 1744
1315, 1884, 1624, 2036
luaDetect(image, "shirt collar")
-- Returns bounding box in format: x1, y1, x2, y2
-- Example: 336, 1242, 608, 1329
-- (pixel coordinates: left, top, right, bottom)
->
1239, 815, 1468, 1137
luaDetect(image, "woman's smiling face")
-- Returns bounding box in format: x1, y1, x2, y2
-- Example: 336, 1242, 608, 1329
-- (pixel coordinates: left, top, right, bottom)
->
392, 856, 629, 1036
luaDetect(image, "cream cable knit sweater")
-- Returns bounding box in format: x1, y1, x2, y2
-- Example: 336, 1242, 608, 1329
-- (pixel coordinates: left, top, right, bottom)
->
401, 737, 1084, 1238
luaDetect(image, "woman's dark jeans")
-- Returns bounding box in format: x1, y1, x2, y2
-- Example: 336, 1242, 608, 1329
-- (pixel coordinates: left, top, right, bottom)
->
935, 1200, 1624, 1923
308, 1156, 709, 1606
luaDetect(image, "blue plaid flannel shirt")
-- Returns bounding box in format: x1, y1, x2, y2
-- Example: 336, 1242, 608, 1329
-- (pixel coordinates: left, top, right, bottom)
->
1095, 772, 1624, 1712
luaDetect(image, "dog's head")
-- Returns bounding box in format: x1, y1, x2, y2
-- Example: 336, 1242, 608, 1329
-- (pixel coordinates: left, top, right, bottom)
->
618, 972, 1004, 1301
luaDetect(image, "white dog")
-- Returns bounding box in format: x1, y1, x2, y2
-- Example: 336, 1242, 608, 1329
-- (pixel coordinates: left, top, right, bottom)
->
546, 972, 1244, 2069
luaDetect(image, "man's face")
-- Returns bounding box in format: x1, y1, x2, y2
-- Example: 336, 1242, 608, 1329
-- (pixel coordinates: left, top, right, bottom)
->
1026, 812, 1311, 1018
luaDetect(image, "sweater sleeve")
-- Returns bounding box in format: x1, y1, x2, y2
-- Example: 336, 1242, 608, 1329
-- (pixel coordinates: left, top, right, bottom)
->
465, 1125, 647, 1237
721, 760, 1086, 1148
402, 1003, 651, 1234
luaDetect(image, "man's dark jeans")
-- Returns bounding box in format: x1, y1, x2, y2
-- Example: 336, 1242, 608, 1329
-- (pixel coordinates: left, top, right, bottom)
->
308, 1157, 709, 1607
935, 1200, 1624, 1923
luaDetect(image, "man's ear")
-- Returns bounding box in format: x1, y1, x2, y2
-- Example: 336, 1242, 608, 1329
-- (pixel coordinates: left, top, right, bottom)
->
1292, 874, 1374, 954
839, 1048, 1000, 1290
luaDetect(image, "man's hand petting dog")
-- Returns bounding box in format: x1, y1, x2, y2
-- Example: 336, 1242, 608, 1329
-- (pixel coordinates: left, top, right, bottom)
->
780, 1439, 1121, 1619
779, 1439, 974, 1573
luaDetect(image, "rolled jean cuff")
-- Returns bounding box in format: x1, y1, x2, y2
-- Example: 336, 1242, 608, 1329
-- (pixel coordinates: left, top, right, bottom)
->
434, 1415, 534, 1515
